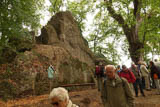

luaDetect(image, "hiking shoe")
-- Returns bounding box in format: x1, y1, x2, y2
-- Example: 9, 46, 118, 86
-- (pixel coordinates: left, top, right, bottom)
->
146, 89, 151, 91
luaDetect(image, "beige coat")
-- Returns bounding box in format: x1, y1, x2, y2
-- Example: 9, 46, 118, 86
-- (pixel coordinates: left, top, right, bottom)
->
101, 75, 134, 107
140, 65, 149, 77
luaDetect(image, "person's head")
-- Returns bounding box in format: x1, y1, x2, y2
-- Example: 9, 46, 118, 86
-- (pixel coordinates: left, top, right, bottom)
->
122, 65, 128, 72
105, 65, 116, 79
99, 62, 102, 66
154, 59, 158, 62
131, 62, 134, 66
117, 65, 120, 69
138, 61, 145, 65
150, 61, 155, 67
49, 87, 69, 107
122, 65, 127, 70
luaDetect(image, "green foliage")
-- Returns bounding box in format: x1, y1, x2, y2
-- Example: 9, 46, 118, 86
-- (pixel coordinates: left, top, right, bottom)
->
1, 0, 159, 64
0, 0, 48, 63
49, 0, 64, 15
0, 0, 46, 42
87, 0, 160, 62
138, 0, 160, 57
85, 1, 123, 63
66, 0, 94, 34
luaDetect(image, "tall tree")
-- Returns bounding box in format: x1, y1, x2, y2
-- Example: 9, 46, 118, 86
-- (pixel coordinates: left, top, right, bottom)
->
103, 0, 160, 63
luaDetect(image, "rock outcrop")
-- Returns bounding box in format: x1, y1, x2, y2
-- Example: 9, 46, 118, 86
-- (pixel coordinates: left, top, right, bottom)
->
36, 11, 94, 66
0, 11, 95, 99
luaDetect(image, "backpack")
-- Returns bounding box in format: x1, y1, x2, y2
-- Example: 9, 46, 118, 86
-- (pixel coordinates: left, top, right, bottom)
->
137, 64, 141, 73
154, 65, 160, 79
100, 66, 105, 77
128, 69, 136, 83
137, 64, 142, 77
95, 66, 100, 75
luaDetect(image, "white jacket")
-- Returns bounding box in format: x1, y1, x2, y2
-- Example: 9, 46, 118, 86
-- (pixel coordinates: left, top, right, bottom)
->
140, 65, 149, 77
67, 100, 79, 107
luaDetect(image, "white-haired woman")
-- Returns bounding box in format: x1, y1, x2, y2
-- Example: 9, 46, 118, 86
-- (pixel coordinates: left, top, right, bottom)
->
49, 87, 79, 107
139, 61, 151, 90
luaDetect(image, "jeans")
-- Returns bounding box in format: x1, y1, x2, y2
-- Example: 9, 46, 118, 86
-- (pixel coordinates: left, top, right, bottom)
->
97, 75, 103, 91
142, 77, 145, 89
133, 78, 145, 96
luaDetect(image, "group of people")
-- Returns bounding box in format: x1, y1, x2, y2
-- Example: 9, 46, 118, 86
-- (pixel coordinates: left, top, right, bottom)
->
118, 60, 160, 96
95, 59, 160, 107
96, 65, 134, 107
48, 59, 160, 107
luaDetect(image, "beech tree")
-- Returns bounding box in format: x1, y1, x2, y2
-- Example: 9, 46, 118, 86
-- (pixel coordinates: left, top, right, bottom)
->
103, 0, 160, 63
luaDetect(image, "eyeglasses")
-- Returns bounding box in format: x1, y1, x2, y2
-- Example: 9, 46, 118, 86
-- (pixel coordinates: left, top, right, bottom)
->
51, 102, 59, 106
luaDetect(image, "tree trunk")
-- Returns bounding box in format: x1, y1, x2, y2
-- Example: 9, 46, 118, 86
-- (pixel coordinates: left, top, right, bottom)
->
105, 0, 144, 64
31, 31, 35, 44
128, 39, 144, 64
126, 27, 144, 64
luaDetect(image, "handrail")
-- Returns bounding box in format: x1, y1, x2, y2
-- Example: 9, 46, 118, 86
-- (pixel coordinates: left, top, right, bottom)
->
60, 83, 95, 87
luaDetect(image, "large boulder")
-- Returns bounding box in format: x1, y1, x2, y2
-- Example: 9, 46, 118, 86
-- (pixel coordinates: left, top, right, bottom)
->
0, 11, 95, 100
36, 11, 94, 66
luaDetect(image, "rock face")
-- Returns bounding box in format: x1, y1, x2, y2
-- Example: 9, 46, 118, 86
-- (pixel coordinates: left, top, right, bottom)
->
35, 11, 95, 83
0, 11, 95, 99
36, 11, 94, 66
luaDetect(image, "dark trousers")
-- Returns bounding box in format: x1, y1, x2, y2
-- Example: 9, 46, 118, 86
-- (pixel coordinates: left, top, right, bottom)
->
133, 78, 145, 96
151, 76, 156, 88
142, 77, 145, 89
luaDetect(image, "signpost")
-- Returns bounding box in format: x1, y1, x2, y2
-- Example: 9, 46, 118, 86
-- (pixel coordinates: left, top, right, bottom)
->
46, 65, 56, 92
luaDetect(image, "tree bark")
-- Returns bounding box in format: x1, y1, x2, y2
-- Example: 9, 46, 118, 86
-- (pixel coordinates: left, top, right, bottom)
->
105, 0, 144, 64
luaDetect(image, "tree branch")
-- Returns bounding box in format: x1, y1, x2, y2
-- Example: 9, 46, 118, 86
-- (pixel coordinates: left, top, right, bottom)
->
133, 0, 143, 41
53, 0, 58, 13
142, 8, 147, 44
133, 0, 139, 17
104, 0, 131, 41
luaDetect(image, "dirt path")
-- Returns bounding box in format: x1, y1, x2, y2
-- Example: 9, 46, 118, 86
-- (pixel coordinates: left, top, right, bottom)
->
1, 89, 160, 107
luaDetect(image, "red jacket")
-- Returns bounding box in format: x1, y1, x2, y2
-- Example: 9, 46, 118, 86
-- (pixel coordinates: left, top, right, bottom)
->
119, 69, 136, 83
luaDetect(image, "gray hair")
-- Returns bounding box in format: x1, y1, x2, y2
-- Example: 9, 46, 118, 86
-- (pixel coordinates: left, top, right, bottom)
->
105, 65, 116, 71
49, 87, 69, 102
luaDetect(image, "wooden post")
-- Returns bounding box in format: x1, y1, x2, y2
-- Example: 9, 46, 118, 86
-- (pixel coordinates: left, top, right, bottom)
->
49, 79, 52, 92
31, 71, 37, 96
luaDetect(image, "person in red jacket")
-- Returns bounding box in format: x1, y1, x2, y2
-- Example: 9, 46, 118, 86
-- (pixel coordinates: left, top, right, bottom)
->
119, 65, 136, 93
